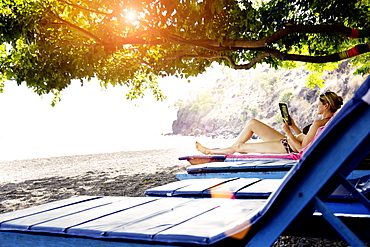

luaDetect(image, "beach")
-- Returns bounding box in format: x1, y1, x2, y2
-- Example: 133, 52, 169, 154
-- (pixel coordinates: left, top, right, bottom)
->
0, 145, 356, 246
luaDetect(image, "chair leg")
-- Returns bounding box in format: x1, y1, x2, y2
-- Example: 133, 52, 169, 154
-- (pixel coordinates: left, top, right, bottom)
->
336, 173, 370, 211
314, 196, 366, 247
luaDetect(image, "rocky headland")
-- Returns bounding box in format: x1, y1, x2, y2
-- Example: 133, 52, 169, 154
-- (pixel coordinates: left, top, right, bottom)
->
172, 61, 365, 138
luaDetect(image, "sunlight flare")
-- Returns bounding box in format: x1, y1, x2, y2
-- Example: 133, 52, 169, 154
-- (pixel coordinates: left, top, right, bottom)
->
125, 11, 137, 21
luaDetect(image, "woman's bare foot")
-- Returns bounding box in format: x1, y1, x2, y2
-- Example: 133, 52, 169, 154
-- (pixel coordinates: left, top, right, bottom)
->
195, 142, 213, 155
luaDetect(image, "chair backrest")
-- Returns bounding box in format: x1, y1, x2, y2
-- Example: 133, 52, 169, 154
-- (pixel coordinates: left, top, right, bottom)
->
240, 76, 370, 246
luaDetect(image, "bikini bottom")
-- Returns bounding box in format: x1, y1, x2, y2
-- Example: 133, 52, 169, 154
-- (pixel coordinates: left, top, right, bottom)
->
280, 138, 295, 154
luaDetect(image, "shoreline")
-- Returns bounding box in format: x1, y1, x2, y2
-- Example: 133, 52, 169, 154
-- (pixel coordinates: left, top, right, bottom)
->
0, 146, 197, 185
0, 146, 357, 246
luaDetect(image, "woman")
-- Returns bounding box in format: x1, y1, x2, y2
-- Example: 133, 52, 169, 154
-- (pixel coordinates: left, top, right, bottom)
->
196, 91, 343, 155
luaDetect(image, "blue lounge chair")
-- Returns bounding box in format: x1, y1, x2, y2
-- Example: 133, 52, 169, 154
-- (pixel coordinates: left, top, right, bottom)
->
0, 77, 369, 246
176, 158, 370, 180
176, 160, 298, 180
145, 176, 370, 202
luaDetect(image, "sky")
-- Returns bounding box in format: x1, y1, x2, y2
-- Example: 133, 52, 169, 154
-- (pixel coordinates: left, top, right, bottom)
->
0, 65, 224, 161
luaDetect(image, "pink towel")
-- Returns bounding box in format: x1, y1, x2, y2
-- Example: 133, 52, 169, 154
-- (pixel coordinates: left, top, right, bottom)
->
225, 153, 301, 161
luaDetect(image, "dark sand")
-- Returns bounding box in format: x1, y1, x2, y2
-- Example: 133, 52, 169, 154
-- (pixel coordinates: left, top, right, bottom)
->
0, 147, 361, 246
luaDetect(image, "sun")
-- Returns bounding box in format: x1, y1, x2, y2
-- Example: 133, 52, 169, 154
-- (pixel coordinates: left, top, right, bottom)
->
125, 11, 137, 21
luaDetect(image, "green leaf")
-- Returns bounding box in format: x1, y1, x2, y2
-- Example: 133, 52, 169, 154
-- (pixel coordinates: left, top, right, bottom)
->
0, 0, 368, 103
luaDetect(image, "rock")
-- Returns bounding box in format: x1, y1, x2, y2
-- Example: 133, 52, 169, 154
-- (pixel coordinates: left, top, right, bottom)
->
172, 62, 364, 137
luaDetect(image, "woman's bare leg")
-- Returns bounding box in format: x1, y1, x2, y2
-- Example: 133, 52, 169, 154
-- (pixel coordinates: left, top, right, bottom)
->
196, 141, 286, 155
195, 119, 287, 155
196, 142, 236, 155
232, 119, 286, 145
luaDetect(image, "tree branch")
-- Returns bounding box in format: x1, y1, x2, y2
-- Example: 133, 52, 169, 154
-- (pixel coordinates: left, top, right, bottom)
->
185, 24, 351, 50
59, 0, 114, 17
38, 16, 369, 67
265, 43, 370, 63
177, 42, 370, 69
264, 24, 351, 45
180, 53, 270, 69
164, 31, 235, 52
47, 8, 104, 44
167, 46, 195, 60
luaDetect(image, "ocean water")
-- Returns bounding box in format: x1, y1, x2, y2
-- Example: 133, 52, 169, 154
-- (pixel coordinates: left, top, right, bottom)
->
0, 132, 212, 161
0, 82, 173, 161
0, 76, 229, 161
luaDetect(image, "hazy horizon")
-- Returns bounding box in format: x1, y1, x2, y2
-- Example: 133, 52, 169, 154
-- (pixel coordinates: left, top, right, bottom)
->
0, 65, 225, 161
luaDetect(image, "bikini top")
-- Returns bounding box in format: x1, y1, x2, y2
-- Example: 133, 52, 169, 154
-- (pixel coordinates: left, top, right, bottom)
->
300, 118, 334, 155
302, 124, 312, 135
302, 117, 331, 135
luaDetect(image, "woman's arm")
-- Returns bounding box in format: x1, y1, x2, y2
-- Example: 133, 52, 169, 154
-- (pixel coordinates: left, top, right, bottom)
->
282, 117, 303, 152
283, 123, 303, 152
289, 117, 302, 135
302, 120, 327, 151
301, 120, 324, 148
284, 119, 325, 152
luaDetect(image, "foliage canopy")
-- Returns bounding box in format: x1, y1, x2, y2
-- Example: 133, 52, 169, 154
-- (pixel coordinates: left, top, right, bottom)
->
0, 0, 369, 101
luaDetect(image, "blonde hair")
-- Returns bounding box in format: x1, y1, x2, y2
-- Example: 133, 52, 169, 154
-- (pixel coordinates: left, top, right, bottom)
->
319, 91, 344, 113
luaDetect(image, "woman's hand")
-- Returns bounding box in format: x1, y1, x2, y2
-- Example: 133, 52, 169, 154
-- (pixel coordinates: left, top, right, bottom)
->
288, 116, 302, 135
290, 117, 297, 128
283, 118, 303, 152
282, 120, 292, 135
